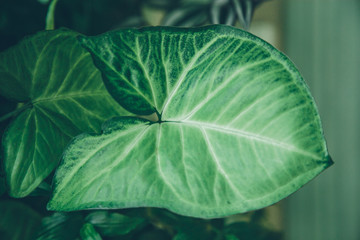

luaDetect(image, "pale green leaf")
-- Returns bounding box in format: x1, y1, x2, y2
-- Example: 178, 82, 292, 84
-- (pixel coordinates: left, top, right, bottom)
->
48, 25, 332, 218
0, 29, 131, 197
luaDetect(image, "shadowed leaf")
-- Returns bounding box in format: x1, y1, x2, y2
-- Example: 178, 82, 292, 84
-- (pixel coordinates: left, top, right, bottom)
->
0, 29, 131, 197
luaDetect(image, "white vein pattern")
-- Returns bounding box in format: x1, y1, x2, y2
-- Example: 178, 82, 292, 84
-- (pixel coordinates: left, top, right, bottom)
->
1, 29, 131, 197
161, 37, 221, 114
48, 26, 331, 217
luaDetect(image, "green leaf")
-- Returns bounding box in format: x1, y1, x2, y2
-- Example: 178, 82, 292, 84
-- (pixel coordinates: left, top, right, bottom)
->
48, 25, 332, 218
225, 234, 240, 240
80, 223, 102, 240
29, 181, 52, 197
224, 222, 283, 240
0, 200, 42, 240
172, 224, 216, 240
0, 177, 5, 196
85, 211, 145, 236
0, 29, 131, 197
36, 212, 84, 240
0, 96, 17, 196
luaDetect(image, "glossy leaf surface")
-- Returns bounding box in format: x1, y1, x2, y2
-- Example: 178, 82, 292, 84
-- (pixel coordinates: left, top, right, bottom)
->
0, 29, 130, 197
48, 25, 332, 218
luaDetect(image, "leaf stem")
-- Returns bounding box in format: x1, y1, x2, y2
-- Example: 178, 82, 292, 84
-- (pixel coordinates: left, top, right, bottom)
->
45, 0, 59, 30
0, 103, 30, 123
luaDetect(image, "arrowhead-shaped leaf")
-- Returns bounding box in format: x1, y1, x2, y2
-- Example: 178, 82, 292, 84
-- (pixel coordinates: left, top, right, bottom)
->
48, 25, 332, 218
0, 29, 131, 197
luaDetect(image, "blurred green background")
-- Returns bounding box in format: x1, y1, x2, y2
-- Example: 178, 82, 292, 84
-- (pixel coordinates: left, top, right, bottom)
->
0, 0, 359, 239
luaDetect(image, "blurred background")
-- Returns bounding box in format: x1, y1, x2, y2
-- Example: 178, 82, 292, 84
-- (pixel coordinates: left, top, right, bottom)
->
0, 0, 359, 239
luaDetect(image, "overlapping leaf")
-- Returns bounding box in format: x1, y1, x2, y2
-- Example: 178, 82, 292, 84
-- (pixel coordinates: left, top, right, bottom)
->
0, 29, 130, 197
36, 212, 84, 240
48, 25, 332, 218
85, 211, 145, 237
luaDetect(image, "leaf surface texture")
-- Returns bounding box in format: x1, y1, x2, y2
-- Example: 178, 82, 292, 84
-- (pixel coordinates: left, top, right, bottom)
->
48, 25, 332, 217
0, 29, 130, 197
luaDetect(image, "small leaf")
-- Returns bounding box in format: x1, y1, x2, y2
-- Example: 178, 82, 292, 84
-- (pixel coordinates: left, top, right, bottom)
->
0, 29, 131, 197
49, 25, 332, 218
80, 223, 102, 240
0, 200, 42, 240
36, 212, 84, 240
85, 211, 145, 236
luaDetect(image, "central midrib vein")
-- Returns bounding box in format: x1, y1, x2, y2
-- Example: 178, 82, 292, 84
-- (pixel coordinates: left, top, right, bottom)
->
167, 120, 322, 160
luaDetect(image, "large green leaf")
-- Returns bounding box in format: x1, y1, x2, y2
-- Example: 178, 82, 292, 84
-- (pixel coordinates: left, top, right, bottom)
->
48, 25, 332, 218
0, 29, 130, 197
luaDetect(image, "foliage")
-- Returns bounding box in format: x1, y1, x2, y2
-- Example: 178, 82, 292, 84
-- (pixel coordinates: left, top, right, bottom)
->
0, 29, 130, 197
46, 26, 331, 218
0, 0, 332, 239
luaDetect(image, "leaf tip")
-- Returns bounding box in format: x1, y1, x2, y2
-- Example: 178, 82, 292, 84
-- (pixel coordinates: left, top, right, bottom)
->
324, 154, 334, 168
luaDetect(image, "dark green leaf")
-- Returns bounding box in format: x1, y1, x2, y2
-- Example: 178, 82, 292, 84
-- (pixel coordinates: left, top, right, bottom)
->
36, 212, 84, 240
80, 223, 102, 240
48, 25, 332, 218
0, 177, 5, 196
0, 200, 42, 240
0, 96, 17, 197
172, 225, 216, 240
162, 7, 208, 27
225, 222, 283, 240
210, 0, 236, 25
225, 234, 240, 240
0, 29, 131, 197
144, 0, 182, 9
136, 228, 171, 240
29, 181, 51, 197
85, 211, 145, 236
